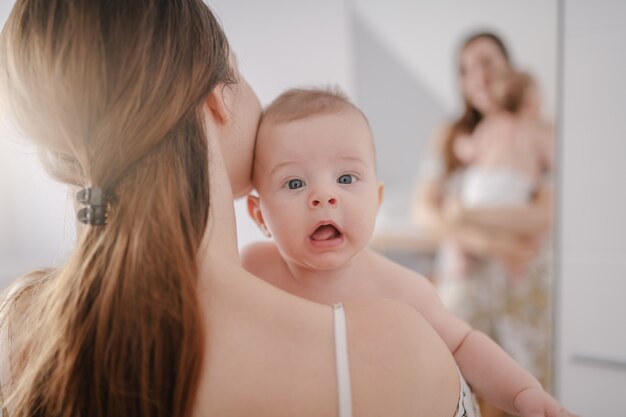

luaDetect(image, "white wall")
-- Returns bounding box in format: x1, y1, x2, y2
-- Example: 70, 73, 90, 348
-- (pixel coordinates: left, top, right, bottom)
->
351, 0, 558, 116
211, 0, 355, 103
0, 0, 9, 23
556, 0, 626, 414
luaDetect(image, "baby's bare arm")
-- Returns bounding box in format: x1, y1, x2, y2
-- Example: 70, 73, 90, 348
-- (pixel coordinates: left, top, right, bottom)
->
370, 253, 558, 415
454, 330, 578, 416
367, 252, 471, 351
453, 330, 543, 414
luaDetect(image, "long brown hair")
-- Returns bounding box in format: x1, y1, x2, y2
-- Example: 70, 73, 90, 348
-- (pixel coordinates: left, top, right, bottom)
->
0, 1, 234, 416
442, 31, 511, 176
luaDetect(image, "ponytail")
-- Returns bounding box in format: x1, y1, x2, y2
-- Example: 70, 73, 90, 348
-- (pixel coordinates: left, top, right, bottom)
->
0, 1, 234, 416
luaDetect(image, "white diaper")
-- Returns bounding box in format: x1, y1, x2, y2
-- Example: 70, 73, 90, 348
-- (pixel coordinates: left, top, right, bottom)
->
461, 167, 533, 208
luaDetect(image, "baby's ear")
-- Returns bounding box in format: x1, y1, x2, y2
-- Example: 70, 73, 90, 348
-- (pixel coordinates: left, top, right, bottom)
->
247, 195, 271, 238
377, 182, 385, 207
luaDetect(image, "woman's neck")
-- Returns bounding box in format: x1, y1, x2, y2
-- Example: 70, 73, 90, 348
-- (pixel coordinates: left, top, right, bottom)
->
197, 119, 241, 277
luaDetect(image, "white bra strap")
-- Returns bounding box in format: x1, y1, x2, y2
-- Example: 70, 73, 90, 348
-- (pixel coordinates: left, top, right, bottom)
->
333, 303, 352, 417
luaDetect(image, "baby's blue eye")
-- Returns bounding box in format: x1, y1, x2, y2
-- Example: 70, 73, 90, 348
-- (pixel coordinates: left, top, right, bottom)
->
287, 179, 304, 189
337, 174, 354, 185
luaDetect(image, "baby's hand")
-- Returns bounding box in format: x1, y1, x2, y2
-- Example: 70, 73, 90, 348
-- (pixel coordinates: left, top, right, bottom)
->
514, 387, 580, 417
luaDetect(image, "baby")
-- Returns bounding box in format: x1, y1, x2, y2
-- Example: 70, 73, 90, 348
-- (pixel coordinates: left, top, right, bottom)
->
243, 88, 574, 417
445, 71, 554, 279
455, 71, 553, 208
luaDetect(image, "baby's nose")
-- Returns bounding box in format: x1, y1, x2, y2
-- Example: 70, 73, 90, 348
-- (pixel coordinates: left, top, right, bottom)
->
310, 193, 338, 208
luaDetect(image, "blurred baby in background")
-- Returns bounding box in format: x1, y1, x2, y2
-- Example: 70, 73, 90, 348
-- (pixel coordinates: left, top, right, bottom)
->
456, 71, 553, 207
444, 71, 554, 279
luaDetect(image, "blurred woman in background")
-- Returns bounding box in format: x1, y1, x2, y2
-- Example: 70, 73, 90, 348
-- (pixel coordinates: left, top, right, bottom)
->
413, 31, 554, 417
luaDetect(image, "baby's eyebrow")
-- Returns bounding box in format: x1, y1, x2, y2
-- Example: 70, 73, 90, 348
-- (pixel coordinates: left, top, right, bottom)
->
336, 156, 370, 166
336, 155, 377, 172
270, 160, 299, 176
337, 156, 365, 162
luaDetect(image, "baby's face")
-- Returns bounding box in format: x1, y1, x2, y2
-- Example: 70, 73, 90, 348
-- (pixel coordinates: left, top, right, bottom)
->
251, 109, 382, 271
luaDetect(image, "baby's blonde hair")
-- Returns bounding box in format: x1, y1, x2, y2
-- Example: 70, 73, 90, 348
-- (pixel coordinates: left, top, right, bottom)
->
262, 87, 369, 125
259, 87, 376, 167
492, 71, 538, 113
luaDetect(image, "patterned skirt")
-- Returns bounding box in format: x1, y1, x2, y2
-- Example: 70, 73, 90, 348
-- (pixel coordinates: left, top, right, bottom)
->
435, 243, 553, 392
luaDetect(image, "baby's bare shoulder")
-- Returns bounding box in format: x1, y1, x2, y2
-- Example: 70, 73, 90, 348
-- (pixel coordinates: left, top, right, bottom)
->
365, 250, 430, 287
365, 249, 439, 306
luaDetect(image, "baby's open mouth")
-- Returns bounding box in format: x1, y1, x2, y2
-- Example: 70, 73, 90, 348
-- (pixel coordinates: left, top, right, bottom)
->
310, 224, 342, 241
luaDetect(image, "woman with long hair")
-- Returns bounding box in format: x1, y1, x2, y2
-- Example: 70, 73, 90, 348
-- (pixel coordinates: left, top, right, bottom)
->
413, 32, 555, 417
0, 1, 464, 416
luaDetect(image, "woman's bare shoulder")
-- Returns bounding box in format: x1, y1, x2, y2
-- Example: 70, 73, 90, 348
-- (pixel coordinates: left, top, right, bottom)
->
240, 241, 280, 269
239, 241, 288, 288
342, 298, 460, 417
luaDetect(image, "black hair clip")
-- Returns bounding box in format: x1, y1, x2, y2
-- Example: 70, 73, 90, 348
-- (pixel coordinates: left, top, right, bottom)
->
76, 187, 109, 226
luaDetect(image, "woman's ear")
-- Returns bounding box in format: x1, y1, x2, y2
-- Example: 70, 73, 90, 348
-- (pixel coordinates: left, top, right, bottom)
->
205, 85, 230, 125
247, 195, 271, 238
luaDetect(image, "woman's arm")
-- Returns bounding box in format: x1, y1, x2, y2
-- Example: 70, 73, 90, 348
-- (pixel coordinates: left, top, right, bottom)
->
413, 177, 540, 264
411, 125, 453, 242
451, 184, 553, 235
412, 124, 547, 264
411, 177, 449, 241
